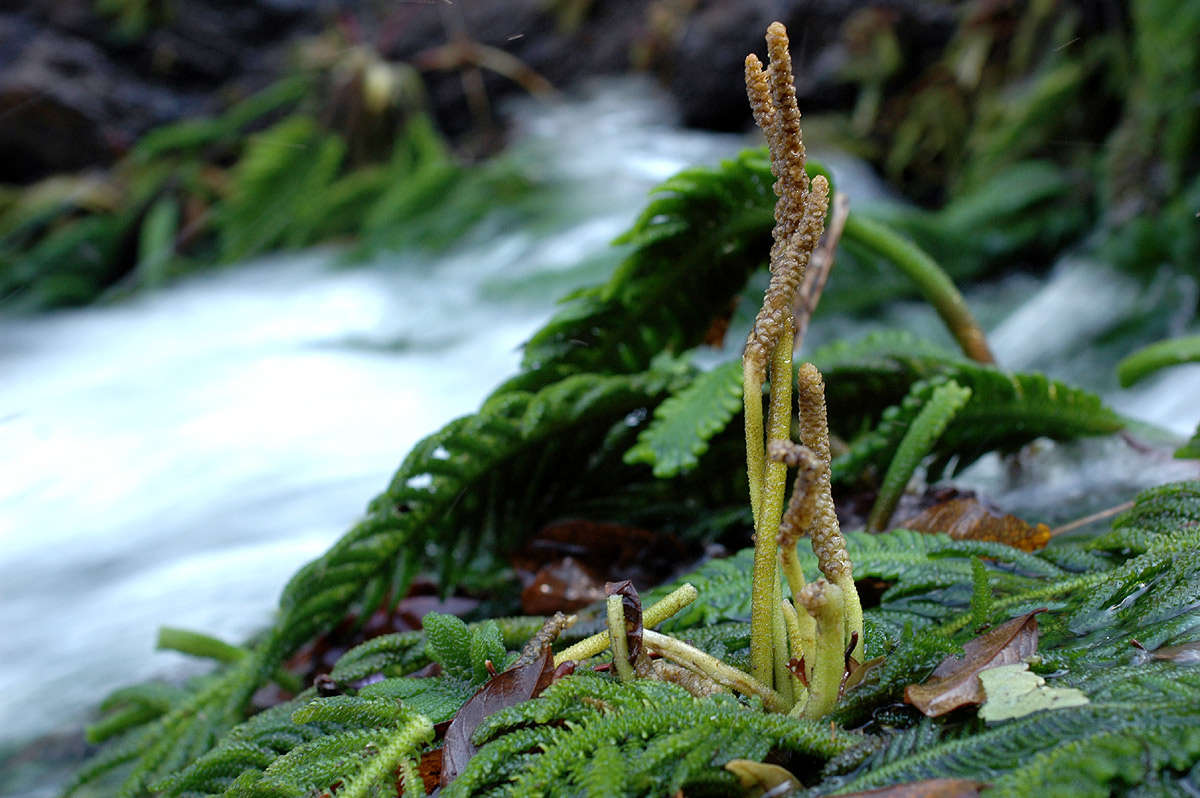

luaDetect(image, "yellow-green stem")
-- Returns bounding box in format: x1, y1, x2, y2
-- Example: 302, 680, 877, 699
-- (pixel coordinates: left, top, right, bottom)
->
780, 559, 816, 666
749, 322, 795, 686
644, 630, 786, 712
801, 581, 845, 720
771, 573, 794, 708
743, 360, 765, 528
780, 546, 807, 604
554, 583, 697, 666
606, 595, 636, 682
834, 573, 864, 663
780, 599, 809, 704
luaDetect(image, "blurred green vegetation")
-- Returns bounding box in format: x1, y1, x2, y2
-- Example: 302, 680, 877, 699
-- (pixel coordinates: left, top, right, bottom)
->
2, 0, 1196, 312
0, 57, 546, 310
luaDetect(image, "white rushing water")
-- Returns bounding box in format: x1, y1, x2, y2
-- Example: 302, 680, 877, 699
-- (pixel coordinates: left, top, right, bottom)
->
2, 76, 1198, 771
0, 79, 749, 750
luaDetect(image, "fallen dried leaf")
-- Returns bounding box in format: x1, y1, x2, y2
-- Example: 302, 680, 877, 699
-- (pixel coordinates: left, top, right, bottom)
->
724, 759, 802, 795
834, 778, 987, 797
439, 645, 558, 787
520, 556, 607, 614
1151, 640, 1200, 664
904, 610, 1043, 717
978, 663, 1089, 722
900, 497, 1049, 552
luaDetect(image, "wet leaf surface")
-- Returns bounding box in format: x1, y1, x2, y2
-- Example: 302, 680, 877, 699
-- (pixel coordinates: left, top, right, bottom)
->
834, 778, 988, 797
521, 555, 607, 614
898, 496, 1049, 552
905, 610, 1043, 717
439, 645, 558, 787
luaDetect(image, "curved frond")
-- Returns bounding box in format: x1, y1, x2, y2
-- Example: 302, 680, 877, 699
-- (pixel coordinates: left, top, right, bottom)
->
1116, 333, 1200, 387
444, 675, 861, 798
833, 365, 1124, 485
496, 151, 782, 394
624, 358, 744, 477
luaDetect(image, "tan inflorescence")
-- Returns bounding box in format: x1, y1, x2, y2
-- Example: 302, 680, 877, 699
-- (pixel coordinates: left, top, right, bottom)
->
794, 363, 850, 581
768, 439, 822, 548
743, 20, 864, 704
741, 22, 830, 384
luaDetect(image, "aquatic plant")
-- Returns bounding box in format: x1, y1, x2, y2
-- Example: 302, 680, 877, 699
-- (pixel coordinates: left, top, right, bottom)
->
62, 18, 1200, 798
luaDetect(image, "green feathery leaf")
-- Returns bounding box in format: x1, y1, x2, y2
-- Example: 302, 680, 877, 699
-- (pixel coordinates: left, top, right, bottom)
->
624, 358, 744, 477
867, 379, 973, 531
833, 364, 1124, 485
1117, 333, 1200, 387
444, 675, 861, 798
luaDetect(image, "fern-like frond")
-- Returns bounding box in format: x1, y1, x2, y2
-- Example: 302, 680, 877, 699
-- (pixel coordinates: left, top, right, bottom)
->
218, 116, 346, 262
828, 667, 1200, 798
276, 364, 685, 655
73, 367, 685, 794
66, 654, 270, 797
624, 358, 744, 477
444, 674, 861, 798
495, 150, 781, 394
833, 365, 1124, 485
867, 379, 972, 531
646, 528, 1066, 646
158, 611, 532, 797
808, 330, 969, 437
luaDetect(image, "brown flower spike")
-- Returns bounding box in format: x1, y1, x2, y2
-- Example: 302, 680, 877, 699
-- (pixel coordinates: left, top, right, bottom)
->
744, 22, 864, 707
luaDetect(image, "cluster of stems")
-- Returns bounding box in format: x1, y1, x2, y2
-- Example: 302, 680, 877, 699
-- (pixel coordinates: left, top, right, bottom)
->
741, 22, 864, 718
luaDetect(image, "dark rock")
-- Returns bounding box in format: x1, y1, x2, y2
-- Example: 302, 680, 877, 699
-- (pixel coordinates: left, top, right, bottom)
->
374, 0, 957, 148
0, 0, 959, 182
0, 0, 330, 183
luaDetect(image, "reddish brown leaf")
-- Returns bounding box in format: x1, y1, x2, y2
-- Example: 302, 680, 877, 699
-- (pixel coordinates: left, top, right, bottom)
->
606, 579, 644, 666
835, 778, 987, 797
510, 520, 693, 608
1151, 640, 1200, 664
899, 497, 1049, 552
405, 747, 442, 795
520, 556, 607, 614
904, 610, 1044, 717
439, 645, 557, 787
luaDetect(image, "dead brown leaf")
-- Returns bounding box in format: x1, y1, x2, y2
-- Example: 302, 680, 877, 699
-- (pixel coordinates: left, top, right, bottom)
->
842, 656, 886, 695
899, 497, 1049, 552
834, 777, 988, 797
520, 556, 607, 614
1151, 640, 1200, 664
904, 610, 1044, 717
439, 645, 559, 787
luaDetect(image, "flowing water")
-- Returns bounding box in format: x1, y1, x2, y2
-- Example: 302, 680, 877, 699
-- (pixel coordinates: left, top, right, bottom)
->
1, 78, 1198, 793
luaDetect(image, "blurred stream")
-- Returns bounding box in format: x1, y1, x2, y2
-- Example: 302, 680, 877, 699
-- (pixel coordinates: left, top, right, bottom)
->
1, 77, 1198, 790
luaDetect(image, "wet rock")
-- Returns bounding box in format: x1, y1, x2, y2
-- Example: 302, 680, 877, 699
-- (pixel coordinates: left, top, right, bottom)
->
0, 0, 959, 182
0, 0, 326, 183
0, 24, 195, 181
